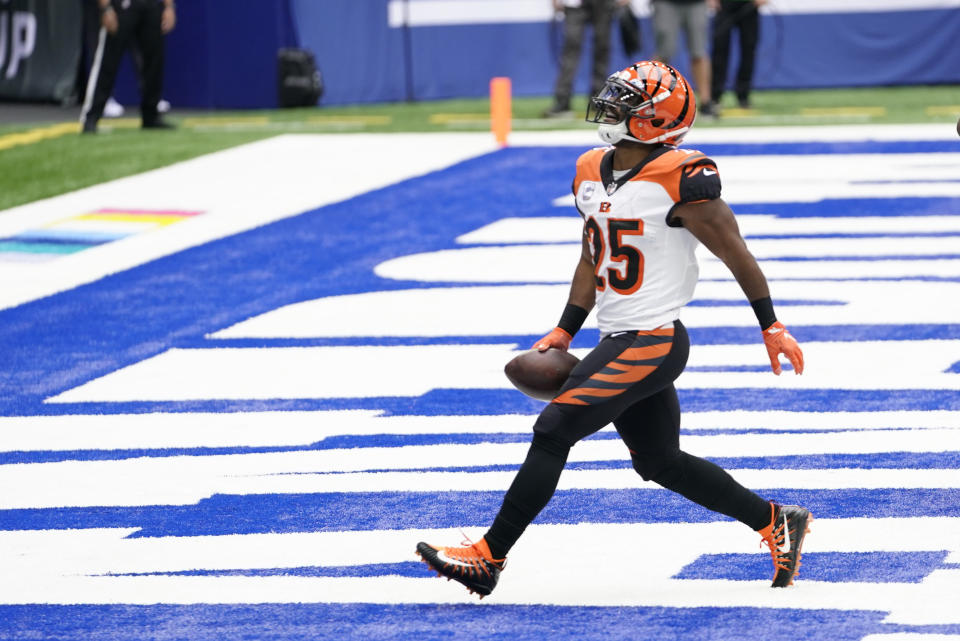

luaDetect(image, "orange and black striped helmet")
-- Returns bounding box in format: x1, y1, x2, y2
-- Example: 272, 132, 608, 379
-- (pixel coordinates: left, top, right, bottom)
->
586, 61, 697, 146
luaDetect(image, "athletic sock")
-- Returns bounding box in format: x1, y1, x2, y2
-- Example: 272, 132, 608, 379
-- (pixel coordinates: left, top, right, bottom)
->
484, 433, 570, 559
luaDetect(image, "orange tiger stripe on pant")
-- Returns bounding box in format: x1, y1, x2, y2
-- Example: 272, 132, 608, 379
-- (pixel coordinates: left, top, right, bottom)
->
552, 327, 675, 406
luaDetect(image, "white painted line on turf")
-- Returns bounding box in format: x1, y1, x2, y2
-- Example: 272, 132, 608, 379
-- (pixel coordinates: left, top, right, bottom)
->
41, 338, 960, 405
210, 281, 960, 337
2, 125, 956, 313
4, 428, 960, 509
508, 123, 960, 147
475, 236, 960, 260
173, 467, 960, 494
375, 245, 960, 282
4, 518, 957, 578
3, 519, 960, 622
2, 410, 957, 453
0, 133, 498, 312
461, 216, 960, 245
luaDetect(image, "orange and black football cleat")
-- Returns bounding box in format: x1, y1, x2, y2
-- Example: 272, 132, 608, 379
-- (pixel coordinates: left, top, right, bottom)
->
416, 537, 505, 598
757, 503, 813, 587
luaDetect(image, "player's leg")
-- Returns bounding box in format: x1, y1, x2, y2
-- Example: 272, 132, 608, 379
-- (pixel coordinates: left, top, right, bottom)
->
588, 0, 615, 97
652, 0, 680, 63
710, 0, 736, 105
547, 6, 588, 116
614, 380, 812, 586
734, 2, 760, 107
417, 324, 687, 596
483, 323, 688, 555
80, 2, 134, 132
614, 384, 772, 528
134, 0, 165, 127
684, 2, 714, 114
76, 0, 101, 103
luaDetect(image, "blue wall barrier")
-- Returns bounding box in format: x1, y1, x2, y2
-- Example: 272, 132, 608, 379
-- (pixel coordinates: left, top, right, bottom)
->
114, 0, 297, 109
115, 0, 960, 109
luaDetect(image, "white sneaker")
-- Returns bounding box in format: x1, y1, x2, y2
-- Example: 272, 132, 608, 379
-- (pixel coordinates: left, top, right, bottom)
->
158, 99, 171, 113
103, 97, 125, 118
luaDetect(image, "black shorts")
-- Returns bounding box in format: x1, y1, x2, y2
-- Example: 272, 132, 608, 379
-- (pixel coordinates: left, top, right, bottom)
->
532, 319, 690, 474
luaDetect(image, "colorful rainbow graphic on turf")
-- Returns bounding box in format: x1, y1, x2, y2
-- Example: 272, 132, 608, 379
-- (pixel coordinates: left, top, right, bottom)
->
0, 208, 203, 261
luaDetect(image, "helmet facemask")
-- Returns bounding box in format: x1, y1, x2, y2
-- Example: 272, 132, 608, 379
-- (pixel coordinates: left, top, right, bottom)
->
586, 77, 655, 125
586, 63, 692, 146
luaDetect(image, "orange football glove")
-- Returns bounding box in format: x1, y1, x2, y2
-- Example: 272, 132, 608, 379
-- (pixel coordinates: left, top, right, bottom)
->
763, 321, 804, 375
532, 327, 572, 352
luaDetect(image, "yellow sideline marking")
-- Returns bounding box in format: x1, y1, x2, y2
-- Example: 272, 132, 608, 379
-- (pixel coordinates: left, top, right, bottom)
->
717, 108, 756, 118
800, 107, 887, 117
430, 113, 489, 124
97, 118, 141, 129
181, 116, 271, 127
305, 115, 392, 125
925, 105, 960, 116
0, 122, 80, 151
0, 118, 146, 150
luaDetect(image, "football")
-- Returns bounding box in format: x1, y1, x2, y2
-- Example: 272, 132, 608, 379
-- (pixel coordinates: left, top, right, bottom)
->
504, 348, 580, 401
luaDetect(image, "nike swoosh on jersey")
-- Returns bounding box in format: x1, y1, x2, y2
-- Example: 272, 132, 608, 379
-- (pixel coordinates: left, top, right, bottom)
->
703, 169, 717, 176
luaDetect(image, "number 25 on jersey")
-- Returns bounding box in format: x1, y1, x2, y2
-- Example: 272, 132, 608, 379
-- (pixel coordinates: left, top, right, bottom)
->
586, 216, 645, 295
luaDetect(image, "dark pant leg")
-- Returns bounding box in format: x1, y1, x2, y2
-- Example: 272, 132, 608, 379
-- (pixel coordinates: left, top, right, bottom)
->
77, 0, 102, 98
710, 1, 737, 103
734, 4, 759, 104
81, 1, 134, 126
614, 385, 771, 531
588, 0, 614, 97
553, 6, 588, 110
134, 0, 165, 125
484, 323, 689, 558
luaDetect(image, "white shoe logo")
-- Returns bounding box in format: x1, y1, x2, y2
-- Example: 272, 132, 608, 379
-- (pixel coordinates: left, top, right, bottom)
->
435, 549, 476, 568
703, 169, 717, 176
610, 331, 628, 337
779, 512, 791, 553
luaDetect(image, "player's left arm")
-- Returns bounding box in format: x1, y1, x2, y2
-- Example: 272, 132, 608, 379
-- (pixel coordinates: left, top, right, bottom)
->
673, 197, 804, 375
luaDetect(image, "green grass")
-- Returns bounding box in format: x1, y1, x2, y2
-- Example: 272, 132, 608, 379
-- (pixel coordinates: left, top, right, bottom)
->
1, 85, 958, 211
1, 128, 267, 210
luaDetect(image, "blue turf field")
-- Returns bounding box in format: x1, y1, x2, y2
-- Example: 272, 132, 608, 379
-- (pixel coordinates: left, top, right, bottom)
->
2, 135, 960, 639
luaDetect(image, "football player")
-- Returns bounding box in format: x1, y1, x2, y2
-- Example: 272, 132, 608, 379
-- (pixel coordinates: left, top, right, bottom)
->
417, 61, 810, 598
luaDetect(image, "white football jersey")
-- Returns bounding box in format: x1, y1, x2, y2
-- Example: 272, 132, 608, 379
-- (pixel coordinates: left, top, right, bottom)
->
573, 145, 722, 334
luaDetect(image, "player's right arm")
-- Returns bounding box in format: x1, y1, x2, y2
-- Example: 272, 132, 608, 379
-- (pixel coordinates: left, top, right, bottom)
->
534, 223, 596, 352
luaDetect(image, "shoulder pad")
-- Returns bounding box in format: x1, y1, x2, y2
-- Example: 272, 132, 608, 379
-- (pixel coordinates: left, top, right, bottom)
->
642, 148, 721, 203
573, 147, 607, 194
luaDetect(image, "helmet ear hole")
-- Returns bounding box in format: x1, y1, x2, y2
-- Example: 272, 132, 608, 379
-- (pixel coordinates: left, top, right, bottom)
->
650, 118, 664, 127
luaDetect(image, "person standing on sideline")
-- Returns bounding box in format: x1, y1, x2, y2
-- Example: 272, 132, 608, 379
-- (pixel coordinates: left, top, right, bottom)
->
417, 61, 810, 598
710, 0, 766, 109
544, 0, 630, 118
81, 0, 176, 134
651, 0, 718, 118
